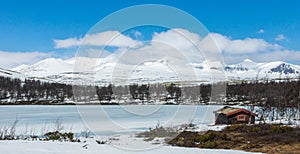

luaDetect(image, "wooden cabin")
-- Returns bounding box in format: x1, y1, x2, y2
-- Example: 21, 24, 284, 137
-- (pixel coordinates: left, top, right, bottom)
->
213, 106, 257, 125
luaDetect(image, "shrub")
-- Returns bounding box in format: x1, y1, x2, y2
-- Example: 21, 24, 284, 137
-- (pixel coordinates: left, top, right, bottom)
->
136, 125, 178, 141
194, 131, 227, 143
44, 131, 74, 142
247, 126, 261, 133
270, 125, 293, 133
62, 132, 74, 141
199, 140, 217, 148
225, 124, 247, 132
44, 131, 60, 141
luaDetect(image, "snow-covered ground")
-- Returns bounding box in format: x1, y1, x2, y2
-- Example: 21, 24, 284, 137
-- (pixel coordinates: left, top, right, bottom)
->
0, 137, 261, 154
0, 121, 258, 154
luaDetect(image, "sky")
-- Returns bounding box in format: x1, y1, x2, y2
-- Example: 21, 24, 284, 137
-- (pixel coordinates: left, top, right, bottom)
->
0, 0, 300, 68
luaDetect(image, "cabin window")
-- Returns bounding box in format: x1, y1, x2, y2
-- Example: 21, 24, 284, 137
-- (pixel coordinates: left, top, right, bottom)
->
237, 115, 246, 121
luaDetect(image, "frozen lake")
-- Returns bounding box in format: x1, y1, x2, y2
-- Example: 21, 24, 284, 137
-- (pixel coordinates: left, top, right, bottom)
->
0, 105, 223, 135
1, 105, 263, 154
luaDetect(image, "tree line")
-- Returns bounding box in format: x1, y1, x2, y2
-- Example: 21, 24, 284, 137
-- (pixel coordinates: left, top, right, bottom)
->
0, 76, 299, 111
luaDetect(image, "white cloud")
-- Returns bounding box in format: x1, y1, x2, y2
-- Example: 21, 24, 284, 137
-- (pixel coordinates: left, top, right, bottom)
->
223, 50, 300, 64
224, 38, 271, 54
108, 29, 227, 75
206, 33, 276, 54
54, 31, 143, 49
275, 34, 286, 41
250, 50, 300, 62
104, 28, 206, 69
208, 33, 298, 64
98, 29, 300, 65
257, 29, 265, 34
54, 38, 82, 48
151, 29, 299, 64
151, 28, 204, 61
0, 51, 52, 69
152, 28, 202, 47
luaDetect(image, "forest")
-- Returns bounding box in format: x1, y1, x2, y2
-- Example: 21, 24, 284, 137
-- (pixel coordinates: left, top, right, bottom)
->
0, 76, 299, 106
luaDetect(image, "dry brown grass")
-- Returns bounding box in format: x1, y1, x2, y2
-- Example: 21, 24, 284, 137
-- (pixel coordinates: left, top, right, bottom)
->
168, 124, 300, 154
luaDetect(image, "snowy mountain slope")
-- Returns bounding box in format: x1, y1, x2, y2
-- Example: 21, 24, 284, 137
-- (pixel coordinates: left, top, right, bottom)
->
7, 57, 300, 84
12, 58, 74, 77
256, 61, 300, 79
0, 67, 25, 79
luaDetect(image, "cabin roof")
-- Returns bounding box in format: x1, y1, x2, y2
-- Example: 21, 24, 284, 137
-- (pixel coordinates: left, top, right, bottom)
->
213, 106, 257, 117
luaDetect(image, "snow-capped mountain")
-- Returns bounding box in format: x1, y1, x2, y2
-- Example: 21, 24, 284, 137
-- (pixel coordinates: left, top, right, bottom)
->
225, 59, 258, 72
226, 59, 300, 80
8, 57, 300, 84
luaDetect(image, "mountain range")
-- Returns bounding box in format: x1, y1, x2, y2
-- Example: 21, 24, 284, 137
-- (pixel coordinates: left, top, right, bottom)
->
3, 57, 300, 85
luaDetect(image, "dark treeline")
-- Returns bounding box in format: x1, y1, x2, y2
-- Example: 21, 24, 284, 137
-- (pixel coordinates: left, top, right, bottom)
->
0, 76, 72, 103
0, 76, 299, 110
0, 76, 208, 104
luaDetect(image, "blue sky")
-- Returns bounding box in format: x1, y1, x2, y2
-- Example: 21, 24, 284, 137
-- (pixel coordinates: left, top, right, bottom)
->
0, 0, 300, 68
